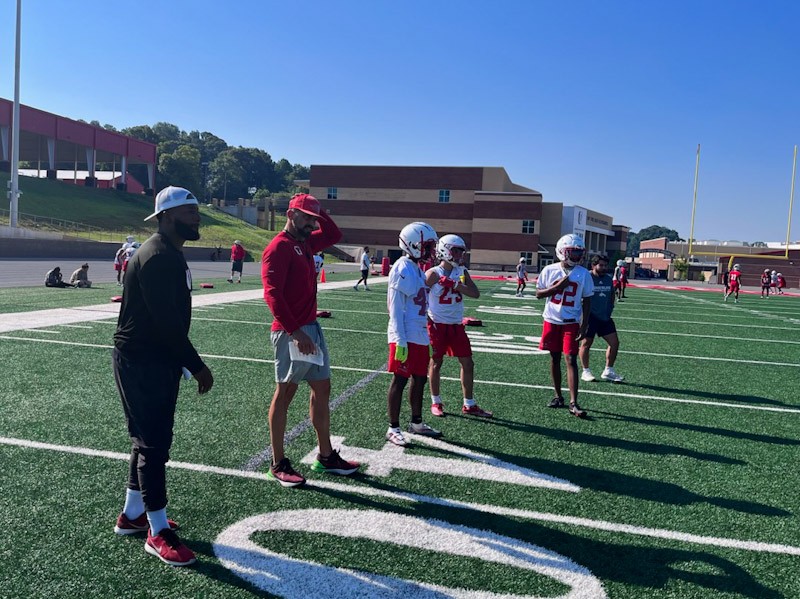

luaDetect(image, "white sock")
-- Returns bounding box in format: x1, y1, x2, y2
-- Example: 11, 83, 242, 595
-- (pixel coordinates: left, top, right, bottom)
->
431, 395, 442, 405
463, 398, 476, 407
123, 488, 144, 519
147, 508, 170, 536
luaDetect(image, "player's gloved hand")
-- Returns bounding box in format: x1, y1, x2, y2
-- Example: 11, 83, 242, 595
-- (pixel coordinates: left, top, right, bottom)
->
438, 275, 457, 290
394, 344, 408, 363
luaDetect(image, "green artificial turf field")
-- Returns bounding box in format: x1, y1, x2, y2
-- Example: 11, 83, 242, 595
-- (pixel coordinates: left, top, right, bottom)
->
1, 277, 799, 598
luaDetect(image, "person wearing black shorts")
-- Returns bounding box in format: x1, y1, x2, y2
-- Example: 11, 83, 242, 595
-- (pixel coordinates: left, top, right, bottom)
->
579, 255, 624, 383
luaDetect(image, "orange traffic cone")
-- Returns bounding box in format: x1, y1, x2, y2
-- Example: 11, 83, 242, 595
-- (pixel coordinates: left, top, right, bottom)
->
320, 268, 327, 283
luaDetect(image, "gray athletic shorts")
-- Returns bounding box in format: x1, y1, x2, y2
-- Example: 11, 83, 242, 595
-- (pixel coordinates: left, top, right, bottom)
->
271, 321, 331, 384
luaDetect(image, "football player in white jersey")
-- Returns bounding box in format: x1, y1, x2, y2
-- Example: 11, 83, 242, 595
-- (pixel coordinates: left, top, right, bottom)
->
385, 222, 442, 446
425, 235, 492, 419
535, 234, 595, 418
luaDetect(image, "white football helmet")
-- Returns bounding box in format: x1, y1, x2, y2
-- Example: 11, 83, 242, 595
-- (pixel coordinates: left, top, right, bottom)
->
436, 234, 467, 266
771, 270, 776, 275
616, 259, 625, 267
555, 234, 586, 266
399, 222, 438, 260
733, 264, 740, 270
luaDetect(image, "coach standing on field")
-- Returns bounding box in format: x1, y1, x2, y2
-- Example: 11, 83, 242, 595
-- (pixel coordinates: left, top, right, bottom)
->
261, 193, 359, 487
112, 186, 213, 567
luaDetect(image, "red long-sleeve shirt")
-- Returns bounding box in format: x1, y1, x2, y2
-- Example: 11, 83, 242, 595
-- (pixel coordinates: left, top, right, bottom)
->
261, 211, 342, 333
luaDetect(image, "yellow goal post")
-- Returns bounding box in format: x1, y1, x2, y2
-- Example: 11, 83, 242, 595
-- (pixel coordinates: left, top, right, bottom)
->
687, 144, 796, 270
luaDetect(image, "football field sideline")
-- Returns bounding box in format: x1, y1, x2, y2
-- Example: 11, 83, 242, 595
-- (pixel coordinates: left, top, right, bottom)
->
1, 433, 798, 557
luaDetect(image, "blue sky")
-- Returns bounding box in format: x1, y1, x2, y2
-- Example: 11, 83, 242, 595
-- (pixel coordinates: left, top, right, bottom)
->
2, 0, 799, 242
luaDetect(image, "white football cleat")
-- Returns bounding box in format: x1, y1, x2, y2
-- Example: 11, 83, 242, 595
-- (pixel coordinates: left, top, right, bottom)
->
581, 369, 597, 382
601, 368, 624, 383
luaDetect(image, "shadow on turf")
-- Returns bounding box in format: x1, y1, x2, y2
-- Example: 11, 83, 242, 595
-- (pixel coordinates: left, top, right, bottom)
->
305, 484, 782, 598
590, 408, 800, 447
430, 412, 747, 466
412, 428, 791, 517
626, 382, 792, 409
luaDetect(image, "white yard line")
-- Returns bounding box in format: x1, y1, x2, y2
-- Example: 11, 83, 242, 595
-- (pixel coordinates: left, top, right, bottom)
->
0, 434, 798, 556
1, 335, 798, 413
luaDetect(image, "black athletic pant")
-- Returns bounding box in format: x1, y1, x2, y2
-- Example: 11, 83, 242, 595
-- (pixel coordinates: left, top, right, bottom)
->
112, 348, 181, 512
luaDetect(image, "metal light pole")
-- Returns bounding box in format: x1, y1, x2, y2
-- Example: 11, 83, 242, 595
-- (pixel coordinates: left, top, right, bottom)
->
8, 0, 22, 227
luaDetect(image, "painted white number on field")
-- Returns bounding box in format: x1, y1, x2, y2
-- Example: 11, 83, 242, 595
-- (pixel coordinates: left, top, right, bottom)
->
214, 509, 607, 598
467, 331, 548, 355
301, 435, 580, 493
476, 304, 540, 317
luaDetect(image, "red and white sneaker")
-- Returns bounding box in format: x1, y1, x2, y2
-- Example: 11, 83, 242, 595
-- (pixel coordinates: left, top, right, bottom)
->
431, 402, 445, 417
114, 512, 179, 536
462, 404, 493, 418
145, 528, 196, 567
267, 458, 306, 487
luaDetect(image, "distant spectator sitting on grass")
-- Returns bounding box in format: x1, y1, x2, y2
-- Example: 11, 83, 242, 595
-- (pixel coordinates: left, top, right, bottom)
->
45, 267, 75, 288
70, 263, 93, 288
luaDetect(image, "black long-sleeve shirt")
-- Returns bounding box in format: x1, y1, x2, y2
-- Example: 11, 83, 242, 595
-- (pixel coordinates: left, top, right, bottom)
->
113, 233, 205, 374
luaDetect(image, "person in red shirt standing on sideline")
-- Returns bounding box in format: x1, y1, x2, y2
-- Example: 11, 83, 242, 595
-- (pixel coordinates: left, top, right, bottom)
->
261, 194, 359, 487
228, 240, 245, 283
761, 268, 771, 299
725, 264, 742, 303
776, 272, 786, 295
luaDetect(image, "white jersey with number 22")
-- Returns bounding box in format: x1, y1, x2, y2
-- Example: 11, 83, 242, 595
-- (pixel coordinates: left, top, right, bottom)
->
536, 263, 594, 325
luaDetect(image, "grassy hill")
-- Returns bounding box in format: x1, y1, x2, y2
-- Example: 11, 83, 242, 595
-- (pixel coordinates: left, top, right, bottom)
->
0, 172, 283, 256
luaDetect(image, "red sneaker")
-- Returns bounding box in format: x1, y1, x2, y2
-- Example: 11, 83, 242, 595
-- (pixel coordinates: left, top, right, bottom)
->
311, 449, 360, 476
114, 512, 179, 536
145, 528, 196, 566
431, 402, 445, 417
267, 458, 306, 487
462, 404, 493, 418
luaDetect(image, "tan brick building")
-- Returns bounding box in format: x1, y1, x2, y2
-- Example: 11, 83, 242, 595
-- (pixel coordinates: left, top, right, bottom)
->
308, 165, 544, 270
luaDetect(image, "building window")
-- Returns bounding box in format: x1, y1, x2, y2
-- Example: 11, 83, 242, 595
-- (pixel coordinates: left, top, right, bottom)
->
538, 256, 555, 270
520, 252, 534, 266
438, 190, 450, 203
327, 187, 337, 199
522, 220, 535, 234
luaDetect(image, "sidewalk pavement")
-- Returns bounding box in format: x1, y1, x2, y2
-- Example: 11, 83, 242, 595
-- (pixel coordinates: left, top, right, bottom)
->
0, 278, 382, 334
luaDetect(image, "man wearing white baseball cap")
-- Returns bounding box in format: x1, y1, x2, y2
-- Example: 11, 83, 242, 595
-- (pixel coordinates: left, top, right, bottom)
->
112, 185, 214, 567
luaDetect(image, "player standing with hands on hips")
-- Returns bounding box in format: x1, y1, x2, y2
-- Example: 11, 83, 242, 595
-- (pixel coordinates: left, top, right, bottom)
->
385, 222, 442, 446
112, 186, 214, 567
426, 235, 492, 418
262, 194, 359, 487
536, 234, 594, 418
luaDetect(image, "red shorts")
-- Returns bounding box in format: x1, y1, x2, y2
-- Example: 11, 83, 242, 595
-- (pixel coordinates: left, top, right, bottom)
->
539, 321, 580, 355
613, 280, 620, 289
517, 277, 526, 285
427, 320, 472, 360
729, 282, 740, 292
114, 264, 122, 271
122, 261, 129, 272
388, 342, 430, 377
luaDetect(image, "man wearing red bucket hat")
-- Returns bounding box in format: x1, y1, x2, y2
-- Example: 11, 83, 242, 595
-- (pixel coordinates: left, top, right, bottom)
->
261, 193, 360, 487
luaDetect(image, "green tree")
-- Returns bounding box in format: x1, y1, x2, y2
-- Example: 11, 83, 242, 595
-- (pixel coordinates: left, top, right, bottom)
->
120, 125, 159, 145
186, 131, 228, 164
158, 145, 202, 193
209, 150, 245, 201
672, 257, 688, 280
628, 225, 684, 256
